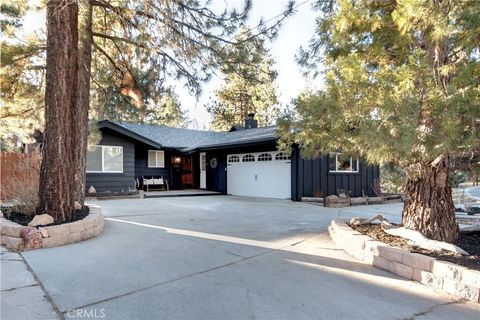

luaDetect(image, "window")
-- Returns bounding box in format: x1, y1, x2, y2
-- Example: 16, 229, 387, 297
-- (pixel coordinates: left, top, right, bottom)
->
148, 150, 165, 168
258, 153, 272, 161
275, 152, 291, 160
86, 146, 123, 173
329, 153, 358, 173
228, 155, 240, 163
242, 154, 255, 162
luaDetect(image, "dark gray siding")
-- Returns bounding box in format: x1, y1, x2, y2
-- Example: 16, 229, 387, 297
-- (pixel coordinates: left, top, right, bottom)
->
134, 143, 172, 185
292, 148, 380, 200
86, 129, 135, 192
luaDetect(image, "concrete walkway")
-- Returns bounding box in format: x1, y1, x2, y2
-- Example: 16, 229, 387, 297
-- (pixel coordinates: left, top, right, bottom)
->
6, 197, 480, 319
1, 246, 59, 320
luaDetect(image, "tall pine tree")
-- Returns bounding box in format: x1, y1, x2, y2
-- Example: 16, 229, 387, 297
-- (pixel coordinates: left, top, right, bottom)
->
206, 28, 279, 131
279, 0, 480, 241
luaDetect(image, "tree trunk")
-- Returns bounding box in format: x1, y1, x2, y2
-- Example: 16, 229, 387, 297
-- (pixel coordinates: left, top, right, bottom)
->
402, 156, 458, 242
37, 0, 78, 222
74, 0, 93, 205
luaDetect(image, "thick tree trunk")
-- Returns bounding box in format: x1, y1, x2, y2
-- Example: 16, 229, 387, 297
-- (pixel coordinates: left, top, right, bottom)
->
37, 0, 78, 222
402, 156, 458, 242
74, 0, 93, 205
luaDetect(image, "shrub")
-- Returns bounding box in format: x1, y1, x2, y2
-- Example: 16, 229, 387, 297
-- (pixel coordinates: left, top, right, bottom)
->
0, 152, 41, 216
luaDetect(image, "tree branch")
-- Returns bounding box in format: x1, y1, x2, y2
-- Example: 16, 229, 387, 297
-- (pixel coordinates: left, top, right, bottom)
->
92, 32, 147, 48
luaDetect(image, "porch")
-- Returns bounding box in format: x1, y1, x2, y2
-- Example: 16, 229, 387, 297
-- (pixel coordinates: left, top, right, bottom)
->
144, 189, 221, 198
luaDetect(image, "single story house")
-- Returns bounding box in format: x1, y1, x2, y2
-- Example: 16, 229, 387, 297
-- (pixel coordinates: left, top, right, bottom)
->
86, 115, 379, 200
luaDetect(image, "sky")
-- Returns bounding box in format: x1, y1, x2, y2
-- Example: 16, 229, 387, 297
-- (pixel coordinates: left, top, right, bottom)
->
22, 0, 321, 130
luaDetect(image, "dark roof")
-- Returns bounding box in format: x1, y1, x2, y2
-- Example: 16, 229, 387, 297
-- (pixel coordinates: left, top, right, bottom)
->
182, 126, 277, 152
98, 120, 278, 151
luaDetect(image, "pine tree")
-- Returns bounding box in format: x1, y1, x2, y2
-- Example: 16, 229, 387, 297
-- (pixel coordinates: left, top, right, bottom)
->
279, 0, 480, 241
0, 1, 45, 150
37, 0, 79, 222
206, 28, 279, 131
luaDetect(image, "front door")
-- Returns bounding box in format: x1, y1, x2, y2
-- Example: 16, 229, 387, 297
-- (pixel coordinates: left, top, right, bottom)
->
181, 156, 194, 188
200, 152, 206, 189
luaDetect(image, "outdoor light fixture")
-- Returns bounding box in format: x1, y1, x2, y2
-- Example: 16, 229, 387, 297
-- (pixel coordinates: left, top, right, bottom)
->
173, 157, 181, 164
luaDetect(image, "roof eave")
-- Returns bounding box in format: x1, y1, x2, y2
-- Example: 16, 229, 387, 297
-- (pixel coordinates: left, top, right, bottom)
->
97, 120, 163, 149
185, 137, 278, 152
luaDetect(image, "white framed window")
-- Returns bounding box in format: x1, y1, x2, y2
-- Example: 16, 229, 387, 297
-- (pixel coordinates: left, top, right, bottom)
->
86, 145, 123, 173
148, 150, 165, 168
258, 153, 272, 161
329, 153, 359, 173
242, 154, 255, 162
275, 152, 291, 160
228, 155, 240, 163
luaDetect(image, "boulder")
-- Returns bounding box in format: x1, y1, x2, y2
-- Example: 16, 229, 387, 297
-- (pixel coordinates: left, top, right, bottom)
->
28, 214, 54, 227
325, 195, 338, 200
20, 228, 43, 250
324, 195, 350, 208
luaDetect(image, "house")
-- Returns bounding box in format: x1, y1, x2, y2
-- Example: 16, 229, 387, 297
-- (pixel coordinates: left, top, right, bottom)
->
86, 114, 379, 200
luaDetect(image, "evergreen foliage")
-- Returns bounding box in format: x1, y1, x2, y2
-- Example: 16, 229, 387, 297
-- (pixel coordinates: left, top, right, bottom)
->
206, 28, 279, 131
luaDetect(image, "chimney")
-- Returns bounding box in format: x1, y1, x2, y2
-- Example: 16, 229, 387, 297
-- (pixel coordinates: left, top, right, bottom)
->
245, 113, 258, 129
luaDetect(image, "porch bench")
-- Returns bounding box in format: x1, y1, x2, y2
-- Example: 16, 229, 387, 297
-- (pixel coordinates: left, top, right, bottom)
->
142, 177, 169, 192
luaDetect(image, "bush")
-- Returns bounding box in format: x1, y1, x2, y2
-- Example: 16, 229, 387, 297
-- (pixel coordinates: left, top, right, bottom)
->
0, 152, 41, 216
448, 170, 467, 187
380, 164, 406, 193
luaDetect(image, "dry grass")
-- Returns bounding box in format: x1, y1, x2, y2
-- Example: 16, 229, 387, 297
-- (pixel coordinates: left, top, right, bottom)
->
1, 152, 41, 216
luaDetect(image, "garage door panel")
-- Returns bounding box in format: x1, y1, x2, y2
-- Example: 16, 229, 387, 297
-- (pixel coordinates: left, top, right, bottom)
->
227, 152, 291, 199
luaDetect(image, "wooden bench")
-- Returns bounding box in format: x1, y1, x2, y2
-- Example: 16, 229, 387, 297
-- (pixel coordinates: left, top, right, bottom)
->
142, 177, 169, 192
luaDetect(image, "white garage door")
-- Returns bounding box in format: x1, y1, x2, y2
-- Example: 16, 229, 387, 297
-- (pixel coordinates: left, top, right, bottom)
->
227, 151, 291, 199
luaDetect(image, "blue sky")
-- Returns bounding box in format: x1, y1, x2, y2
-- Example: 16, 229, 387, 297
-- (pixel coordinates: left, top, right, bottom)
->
23, 0, 321, 130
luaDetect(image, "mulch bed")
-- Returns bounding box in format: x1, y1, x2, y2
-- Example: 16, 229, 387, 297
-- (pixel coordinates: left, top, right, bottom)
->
2, 206, 90, 226
350, 223, 480, 271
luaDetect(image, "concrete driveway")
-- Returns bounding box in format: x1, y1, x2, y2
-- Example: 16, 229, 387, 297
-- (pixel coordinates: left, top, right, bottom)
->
21, 196, 479, 319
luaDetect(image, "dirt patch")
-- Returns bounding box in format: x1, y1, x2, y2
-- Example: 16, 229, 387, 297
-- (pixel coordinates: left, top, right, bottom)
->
350, 223, 480, 271
2, 206, 90, 226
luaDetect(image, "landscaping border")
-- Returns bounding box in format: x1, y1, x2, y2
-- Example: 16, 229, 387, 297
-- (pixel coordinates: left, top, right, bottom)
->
328, 219, 480, 303
1, 205, 104, 251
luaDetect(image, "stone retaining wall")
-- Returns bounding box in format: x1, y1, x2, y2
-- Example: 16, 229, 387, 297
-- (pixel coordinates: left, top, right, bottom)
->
1, 205, 104, 251
328, 219, 480, 303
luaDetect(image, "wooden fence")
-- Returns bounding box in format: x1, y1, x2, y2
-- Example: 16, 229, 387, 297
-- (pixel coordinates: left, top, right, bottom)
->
0, 152, 42, 201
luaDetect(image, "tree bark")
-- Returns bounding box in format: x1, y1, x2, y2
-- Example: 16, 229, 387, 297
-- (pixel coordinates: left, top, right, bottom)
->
74, 0, 93, 205
37, 0, 78, 222
402, 156, 459, 242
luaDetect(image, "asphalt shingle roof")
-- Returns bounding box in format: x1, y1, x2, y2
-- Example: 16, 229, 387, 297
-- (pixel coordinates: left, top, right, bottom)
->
113, 122, 278, 151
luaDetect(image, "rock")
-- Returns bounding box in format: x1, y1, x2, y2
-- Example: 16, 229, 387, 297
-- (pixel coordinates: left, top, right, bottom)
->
38, 227, 49, 238
74, 201, 82, 210
88, 186, 96, 193
20, 228, 43, 250
28, 214, 54, 227
338, 193, 347, 199
324, 195, 350, 208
